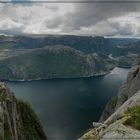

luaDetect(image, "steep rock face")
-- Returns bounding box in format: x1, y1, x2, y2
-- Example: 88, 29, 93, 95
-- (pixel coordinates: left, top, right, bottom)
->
79, 55, 140, 140
0, 82, 47, 140
100, 55, 140, 121
79, 90, 140, 140
115, 56, 140, 108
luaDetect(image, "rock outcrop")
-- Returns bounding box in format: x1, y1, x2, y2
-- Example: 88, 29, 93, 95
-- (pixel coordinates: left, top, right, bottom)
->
100, 55, 140, 122
79, 89, 140, 140
79, 55, 140, 140
0, 82, 47, 140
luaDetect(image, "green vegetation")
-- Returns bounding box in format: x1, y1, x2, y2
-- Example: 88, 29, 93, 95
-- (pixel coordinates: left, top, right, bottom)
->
123, 106, 140, 130
0, 88, 8, 102
0, 35, 137, 80
94, 57, 116, 72
16, 99, 46, 140
117, 55, 136, 68
0, 95, 6, 102
0, 47, 96, 80
0, 46, 118, 80
4, 123, 12, 140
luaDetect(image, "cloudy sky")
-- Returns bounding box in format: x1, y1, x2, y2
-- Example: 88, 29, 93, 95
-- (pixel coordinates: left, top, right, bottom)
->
0, 0, 140, 37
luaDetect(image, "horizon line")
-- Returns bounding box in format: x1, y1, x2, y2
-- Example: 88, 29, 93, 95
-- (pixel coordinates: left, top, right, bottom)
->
1, 33, 140, 38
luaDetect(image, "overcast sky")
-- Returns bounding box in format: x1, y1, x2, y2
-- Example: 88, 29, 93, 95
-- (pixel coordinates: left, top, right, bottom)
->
0, 0, 140, 37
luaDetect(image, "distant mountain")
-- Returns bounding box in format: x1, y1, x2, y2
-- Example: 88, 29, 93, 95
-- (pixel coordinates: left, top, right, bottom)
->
0, 35, 138, 55
116, 40, 140, 54
109, 38, 138, 46
0, 35, 139, 80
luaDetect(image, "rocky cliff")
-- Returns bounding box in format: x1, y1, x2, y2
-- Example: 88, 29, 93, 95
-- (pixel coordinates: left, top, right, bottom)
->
0, 82, 47, 140
79, 55, 140, 140
100, 55, 140, 122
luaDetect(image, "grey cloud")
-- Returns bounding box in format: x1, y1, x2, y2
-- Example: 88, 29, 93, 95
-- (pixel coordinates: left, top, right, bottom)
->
45, 17, 63, 28
64, 19, 136, 37
0, 0, 140, 37
108, 21, 134, 35
45, 5, 58, 11
62, 2, 139, 31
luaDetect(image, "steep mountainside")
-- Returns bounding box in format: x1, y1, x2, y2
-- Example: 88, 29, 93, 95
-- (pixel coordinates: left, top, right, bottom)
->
0, 46, 116, 81
79, 55, 140, 140
0, 82, 47, 140
100, 55, 140, 121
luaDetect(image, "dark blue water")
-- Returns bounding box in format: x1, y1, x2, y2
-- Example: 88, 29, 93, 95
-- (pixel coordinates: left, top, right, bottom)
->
6, 67, 130, 140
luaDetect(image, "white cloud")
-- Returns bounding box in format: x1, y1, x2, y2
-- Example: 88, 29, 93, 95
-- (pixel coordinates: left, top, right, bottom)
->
0, 1, 140, 37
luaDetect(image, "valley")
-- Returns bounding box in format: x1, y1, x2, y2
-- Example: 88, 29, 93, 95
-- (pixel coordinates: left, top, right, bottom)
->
0, 34, 140, 139
6, 67, 129, 140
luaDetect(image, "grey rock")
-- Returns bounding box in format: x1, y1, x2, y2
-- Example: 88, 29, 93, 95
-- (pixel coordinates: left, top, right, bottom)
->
79, 90, 140, 140
100, 55, 140, 122
93, 122, 103, 128
79, 55, 140, 140
100, 119, 140, 140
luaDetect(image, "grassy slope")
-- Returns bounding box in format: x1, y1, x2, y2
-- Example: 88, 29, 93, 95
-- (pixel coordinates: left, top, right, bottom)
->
124, 106, 140, 130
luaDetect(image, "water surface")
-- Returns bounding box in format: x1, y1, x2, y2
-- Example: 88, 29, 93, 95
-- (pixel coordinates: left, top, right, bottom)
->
6, 67, 130, 140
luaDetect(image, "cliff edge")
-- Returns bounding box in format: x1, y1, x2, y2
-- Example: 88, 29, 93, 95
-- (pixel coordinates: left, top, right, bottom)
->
79, 55, 140, 140
100, 55, 140, 122
0, 82, 47, 140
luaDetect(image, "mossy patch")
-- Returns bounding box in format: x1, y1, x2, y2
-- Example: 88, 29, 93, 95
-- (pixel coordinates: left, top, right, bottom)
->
123, 106, 140, 130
